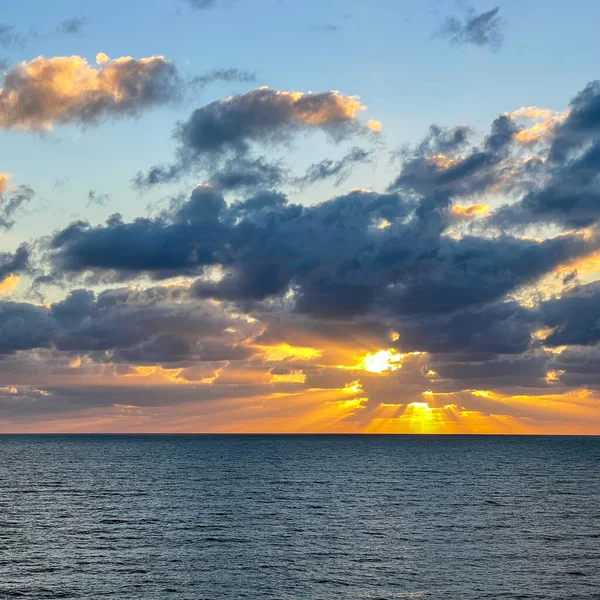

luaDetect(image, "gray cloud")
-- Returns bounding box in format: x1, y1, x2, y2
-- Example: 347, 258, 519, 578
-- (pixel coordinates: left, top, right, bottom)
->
540, 282, 600, 347
296, 147, 372, 187
0, 184, 34, 229
56, 17, 86, 35
46, 182, 597, 332
493, 82, 600, 229
0, 285, 256, 368
0, 23, 27, 48
435, 6, 504, 49
187, 0, 219, 8
86, 190, 111, 207
0, 244, 31, 281
134, 87, 377, 188
190, 68, 256, 89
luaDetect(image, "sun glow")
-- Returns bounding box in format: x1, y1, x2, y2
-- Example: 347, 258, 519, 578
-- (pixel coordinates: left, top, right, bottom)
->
260, 343, 322, 362
362, 349, 403, 373
360, 349, 424, 373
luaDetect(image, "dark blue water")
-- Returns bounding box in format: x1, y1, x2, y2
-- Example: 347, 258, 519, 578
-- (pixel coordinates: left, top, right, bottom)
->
0, 435, 598, 599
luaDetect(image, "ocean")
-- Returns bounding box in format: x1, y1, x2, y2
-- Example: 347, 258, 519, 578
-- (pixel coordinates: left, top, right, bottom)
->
0, 435, 598, 599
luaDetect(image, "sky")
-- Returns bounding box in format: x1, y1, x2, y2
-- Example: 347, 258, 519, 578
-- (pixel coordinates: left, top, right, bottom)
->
1, 0, 600, 433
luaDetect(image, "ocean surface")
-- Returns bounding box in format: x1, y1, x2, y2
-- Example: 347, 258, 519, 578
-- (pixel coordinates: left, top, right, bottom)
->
0, 435, 599, 599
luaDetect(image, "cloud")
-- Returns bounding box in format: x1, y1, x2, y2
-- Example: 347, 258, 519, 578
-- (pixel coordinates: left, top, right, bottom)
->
451, 203, 490, 218
134, 86, 379, 188
508, 106, 569, 145
187, 0, 219, 8
296, 147, 372, 187
0, 285, 256, 364
435, 6, 504, 49
492, 81, 600, 229
56, 17, 86, 35
208, 156, 288, 191
0, 24, 27, 49
8, 76, 600, 432
0, 244, 30, 282
540, 281, 600, 347
0, 54, 181, 131
387, 115, 518, 208
86, 190, 111, 207
0, 174, 34, 229
46, 182, 597, 329
0, 273, 20, 295
190, 68, 256, 88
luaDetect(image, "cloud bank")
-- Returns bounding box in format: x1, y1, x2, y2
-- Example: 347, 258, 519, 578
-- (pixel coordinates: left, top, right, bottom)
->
3, 67, 600, 433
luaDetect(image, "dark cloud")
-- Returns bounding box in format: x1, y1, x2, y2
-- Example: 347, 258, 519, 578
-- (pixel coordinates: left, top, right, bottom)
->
47, 183, 597, 329
86, 190, 111, 207
190, 68, 256, 88
209, 157, 288, 191
379, 232, 591, 318
492, 82, 600, 229
296, 147, 371, 187
56, 17, 86, 35
0, 184, 34, 229
549, 81, 600, 162
430, 352, 550, 390
548, 346, 600, 389
0, 244, 31, 281
540, 282, 600, 347
388, 116, 516, 202
393, 301, 537, 355
134, 87, 376, 188
435, 6, 504, 49
402, 124, 472, 159
0, 285, 256, 367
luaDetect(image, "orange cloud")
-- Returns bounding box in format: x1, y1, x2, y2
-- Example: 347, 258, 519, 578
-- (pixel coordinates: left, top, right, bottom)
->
240, 87, 376, 132
427, 154, 455, 169
452, 203, 490, 218
0, 173, 11, 192
367, 119, 382, 132
0, 54, 179, 131
508, 106, 569, 145
0, 273, 19, 294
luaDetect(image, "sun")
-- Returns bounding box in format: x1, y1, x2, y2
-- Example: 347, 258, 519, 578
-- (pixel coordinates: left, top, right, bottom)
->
362, 349, 403, 373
